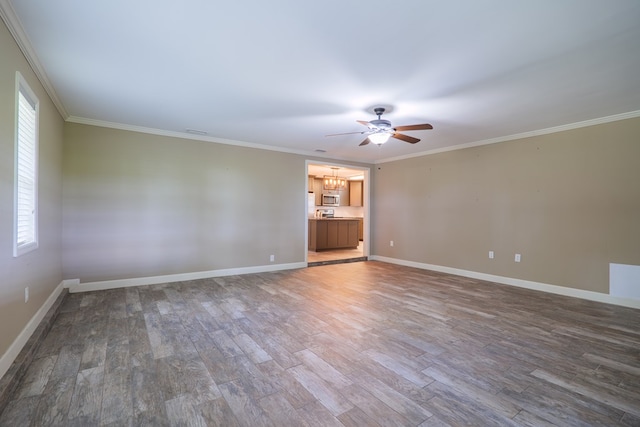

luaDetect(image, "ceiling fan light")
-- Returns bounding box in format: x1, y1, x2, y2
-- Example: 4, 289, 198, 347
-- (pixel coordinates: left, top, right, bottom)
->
369, 132, 391, 145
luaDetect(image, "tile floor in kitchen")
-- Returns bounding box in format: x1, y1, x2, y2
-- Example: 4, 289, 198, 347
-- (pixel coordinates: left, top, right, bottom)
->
307, 241, 364, 265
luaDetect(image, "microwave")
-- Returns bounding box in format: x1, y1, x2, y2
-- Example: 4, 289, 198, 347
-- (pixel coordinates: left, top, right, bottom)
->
322, 193, 340, 206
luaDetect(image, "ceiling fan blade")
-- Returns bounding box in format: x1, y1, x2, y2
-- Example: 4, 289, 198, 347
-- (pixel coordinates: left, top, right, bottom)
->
393, 123, 433, 131
325, 131, 365, 137
392, 133, 420, 144
356, 120, 372, 127
359, 138, 370, 146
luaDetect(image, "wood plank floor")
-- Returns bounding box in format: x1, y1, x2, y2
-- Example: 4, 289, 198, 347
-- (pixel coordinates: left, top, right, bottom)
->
1, 261, 639, 426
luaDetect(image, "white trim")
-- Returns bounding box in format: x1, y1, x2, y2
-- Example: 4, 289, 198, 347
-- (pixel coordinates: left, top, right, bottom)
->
370, 256, 640, 310
67, 116, 342, 161
304, 160, 371, 262
62, 278, 79, 289
376, 110, 640, 164
68, 110, 640, 167
0, 0, 68, 119
68, 262, 307, 293
0, 280, 66, 380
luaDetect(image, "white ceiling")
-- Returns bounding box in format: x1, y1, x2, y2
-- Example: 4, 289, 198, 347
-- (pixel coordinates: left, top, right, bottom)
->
3, 0, 640, 163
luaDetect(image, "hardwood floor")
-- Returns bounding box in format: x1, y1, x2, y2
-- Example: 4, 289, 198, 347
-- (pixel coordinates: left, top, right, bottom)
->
1, 261, 639, 426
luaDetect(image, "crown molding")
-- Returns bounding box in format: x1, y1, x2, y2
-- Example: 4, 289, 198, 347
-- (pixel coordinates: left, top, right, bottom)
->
0, 0, 68, 119
376, 110, 640, 164
67, 115, 350, 161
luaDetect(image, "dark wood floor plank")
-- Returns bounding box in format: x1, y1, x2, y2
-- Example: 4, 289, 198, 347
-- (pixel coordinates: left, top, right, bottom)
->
131, 353, 169, 423
196, 396, 241, 427
337, 405, 383, 427
15, 355, 57, 399
100, 367, 133, 425
155, 354, 221, 405
1, 261, 639, 426
256, 360, 316, 409
67, 366, 104, 422
31, 376, 77, 426
165, 394, 208, 427
339, 383, 413, 426
295, 400, 345, 427
0, 395, 40, 426
531, 368, 639, 418
258, 391, 310, 426
232, 333, 273, 364
348, 368, 433, 425
500, 381, 626, 426
423, 366, 521, 418
295, 349, 353, 389
362, 348, 431, 387
218, 380, 274, 427
288, 364, 353, 416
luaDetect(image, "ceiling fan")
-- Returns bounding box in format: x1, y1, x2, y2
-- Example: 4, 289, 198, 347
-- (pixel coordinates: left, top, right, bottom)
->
327, 107, 433, 146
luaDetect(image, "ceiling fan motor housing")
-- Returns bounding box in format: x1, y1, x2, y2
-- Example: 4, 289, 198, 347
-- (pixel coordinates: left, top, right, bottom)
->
369, 119, 392, 130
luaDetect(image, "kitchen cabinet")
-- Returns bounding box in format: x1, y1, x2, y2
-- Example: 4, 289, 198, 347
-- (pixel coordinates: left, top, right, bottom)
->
308, 219, 359, 251
338, 184, 350, 206
349, 181, 363, 207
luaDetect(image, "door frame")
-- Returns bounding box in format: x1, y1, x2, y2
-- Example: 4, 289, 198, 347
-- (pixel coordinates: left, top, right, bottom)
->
304, 160, 371, 263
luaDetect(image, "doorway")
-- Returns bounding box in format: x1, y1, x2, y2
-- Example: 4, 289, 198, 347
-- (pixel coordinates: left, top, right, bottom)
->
305, 161, 369, 266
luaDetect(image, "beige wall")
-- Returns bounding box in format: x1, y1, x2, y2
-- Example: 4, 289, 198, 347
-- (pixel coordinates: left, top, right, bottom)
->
372, 117, 640, 294
62, 123, 371, 283
0, 20, 64, 355
2, 4, 638, 374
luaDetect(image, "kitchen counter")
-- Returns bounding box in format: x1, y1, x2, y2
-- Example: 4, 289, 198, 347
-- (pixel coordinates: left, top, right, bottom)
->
309, 218, 359, 251
308, 217, 361, 220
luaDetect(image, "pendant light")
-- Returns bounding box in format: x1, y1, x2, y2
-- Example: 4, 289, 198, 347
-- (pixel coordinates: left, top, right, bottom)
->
323, 167, 347, 190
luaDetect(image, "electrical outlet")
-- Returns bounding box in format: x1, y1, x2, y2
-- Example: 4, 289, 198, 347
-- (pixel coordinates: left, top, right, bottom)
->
25, 287, 29, 303
489, 251, 494, 259
269, 254, 275, 262
515, 253, 521, 263
390, 240, 394, 247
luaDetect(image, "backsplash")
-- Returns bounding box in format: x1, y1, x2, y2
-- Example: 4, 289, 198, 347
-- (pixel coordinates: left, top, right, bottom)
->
313, 206, 364, 218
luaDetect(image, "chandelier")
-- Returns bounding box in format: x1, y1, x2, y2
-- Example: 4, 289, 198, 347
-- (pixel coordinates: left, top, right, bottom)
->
323, 167, 346, 191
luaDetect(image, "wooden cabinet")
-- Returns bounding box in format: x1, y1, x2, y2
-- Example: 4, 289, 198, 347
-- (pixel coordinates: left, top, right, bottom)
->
349, 181, 363, 207
309, 219, 359, 251
338, 184, 350, 206
357, 218, 363, 241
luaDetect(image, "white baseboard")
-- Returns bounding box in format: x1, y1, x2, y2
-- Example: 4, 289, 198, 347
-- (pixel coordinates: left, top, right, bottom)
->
68, 262, 307, 293
370, 256, 640, 310
62, 278, 79, 289
0, 280, 66, 380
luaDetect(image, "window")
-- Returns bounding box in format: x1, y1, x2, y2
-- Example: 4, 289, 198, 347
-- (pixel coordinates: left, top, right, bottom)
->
14, 72, 39, 257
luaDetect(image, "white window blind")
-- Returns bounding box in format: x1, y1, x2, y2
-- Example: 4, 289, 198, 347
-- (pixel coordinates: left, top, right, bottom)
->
14, 74, 39, 257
